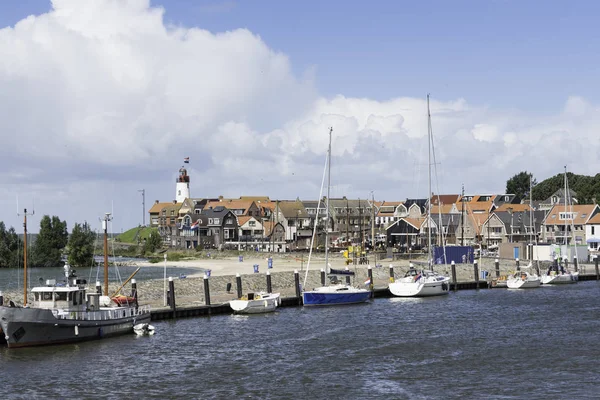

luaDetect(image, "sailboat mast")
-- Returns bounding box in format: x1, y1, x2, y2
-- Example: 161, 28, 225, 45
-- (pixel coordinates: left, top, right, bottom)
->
103, 213, 112, 296
427, 94, 433, 269
325, 127, 332, 273
564, 166, 567, 246
23, 212, 28, 306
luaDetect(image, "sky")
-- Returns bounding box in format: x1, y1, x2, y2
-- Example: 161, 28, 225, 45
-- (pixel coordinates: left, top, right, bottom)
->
0, 0, 599, 233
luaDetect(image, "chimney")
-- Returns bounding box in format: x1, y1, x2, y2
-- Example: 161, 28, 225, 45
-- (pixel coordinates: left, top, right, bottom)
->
173, 200, 177, 204
155, 200, 159, 204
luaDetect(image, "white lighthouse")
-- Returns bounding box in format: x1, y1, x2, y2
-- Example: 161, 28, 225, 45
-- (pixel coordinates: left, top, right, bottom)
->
176, 165, 190, 203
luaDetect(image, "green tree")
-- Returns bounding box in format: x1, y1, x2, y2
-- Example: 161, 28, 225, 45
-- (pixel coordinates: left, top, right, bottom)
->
143, 230, 163, 254
506, 171, 537, 202
31, 215, 69, 268
67, 222, 97, 268
0, 222, 24, 268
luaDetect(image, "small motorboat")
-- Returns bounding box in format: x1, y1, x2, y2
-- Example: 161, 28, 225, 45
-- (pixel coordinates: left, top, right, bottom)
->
134, 323, 155, 336
229, 292, 280, 314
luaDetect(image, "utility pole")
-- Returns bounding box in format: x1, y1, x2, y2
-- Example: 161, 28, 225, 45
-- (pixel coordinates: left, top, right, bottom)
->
138, 189, 145, 226
18, 207, 35, 306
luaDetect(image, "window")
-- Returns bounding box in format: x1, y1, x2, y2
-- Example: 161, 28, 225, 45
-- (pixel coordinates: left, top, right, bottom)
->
249, 221, 256, 227
209, 218, 213, 224
592, 226, 596, 235
214, 218, 220, 225
226, 218, 233, 225
224, 229, 229, 239
559, 212, 575, 220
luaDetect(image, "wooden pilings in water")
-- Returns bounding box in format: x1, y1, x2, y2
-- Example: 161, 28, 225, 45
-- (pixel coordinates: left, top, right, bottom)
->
236, 273, 242, 299
495, 259, 500, 278
573, 256, 578, 272
294, 270, 301, 305
367, 266, 373, 295
451, 261, 457, 292
389, 264, 395, 283
320, 269, 326, 286
473, 260, 479, 288
168, 277, 176, 317
516, 258, 520, 272
266, 271, 272, 294
203, 274, 211, 306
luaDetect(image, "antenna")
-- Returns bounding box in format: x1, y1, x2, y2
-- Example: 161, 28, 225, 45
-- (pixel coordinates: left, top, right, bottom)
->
138, 189, 146, 226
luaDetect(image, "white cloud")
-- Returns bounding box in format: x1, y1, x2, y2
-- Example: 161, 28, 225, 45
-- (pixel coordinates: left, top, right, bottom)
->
1, 0, 599, 232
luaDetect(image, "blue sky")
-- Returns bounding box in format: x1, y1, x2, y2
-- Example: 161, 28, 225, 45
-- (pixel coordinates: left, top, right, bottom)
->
0, 0, 599, 232
2, 0, 599, 111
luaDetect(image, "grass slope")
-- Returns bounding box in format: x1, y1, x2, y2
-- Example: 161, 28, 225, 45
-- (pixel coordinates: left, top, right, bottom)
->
116, 226, 157, 244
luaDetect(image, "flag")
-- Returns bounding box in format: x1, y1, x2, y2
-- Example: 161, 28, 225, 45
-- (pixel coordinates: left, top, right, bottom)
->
184, 157, 190, 164
364, 278, 371, 286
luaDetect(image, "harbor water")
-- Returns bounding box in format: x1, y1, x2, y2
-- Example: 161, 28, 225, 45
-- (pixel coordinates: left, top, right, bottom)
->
1, 282, 599, 399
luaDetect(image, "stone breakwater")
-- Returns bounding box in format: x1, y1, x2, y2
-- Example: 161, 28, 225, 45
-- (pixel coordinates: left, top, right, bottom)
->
2, 258, 589, 308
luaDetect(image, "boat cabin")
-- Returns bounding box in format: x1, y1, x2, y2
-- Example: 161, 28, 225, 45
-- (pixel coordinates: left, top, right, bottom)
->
31, 281, 88, 312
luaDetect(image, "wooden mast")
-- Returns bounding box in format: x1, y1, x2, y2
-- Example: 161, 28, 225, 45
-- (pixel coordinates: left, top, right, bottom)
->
103, 213, 112, 296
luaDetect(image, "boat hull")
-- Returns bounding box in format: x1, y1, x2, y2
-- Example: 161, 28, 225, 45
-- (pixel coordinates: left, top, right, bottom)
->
229, 293, 280, 314
388, 278, 450, 297
507, 278, 541, 289
302, 286, 370, 306
0, 306, 151, 348
541, 273, 578, 285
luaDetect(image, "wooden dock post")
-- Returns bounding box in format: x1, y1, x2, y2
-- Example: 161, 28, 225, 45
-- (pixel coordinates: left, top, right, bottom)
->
266, 271, 272, 293
367, 265, 373, 295
345, 267, 351, 285
0, 291, 3, 306
451, 261, 457, 291
564, 257, 569, 271
595, 257, 599, 280
320, 268, 326, 286
515, 258, 520, 272
389, 264, 395, 283
168, 277, 176, 317
236, 273, 242, 299
473, 260, 479, 288
96, 281, 102, 294
294, 270, 301, 304
203, 274, 211, 306
573, 256, 578, 272
495, 258, 500, 278
131, 279, 138, 307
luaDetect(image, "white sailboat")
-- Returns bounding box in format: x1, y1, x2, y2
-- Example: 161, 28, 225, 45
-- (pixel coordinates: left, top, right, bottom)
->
389, 95, 450, 297
302, 127, 371, 306
229, 292, 281, 314
506, 263, 541, 289
541, 166, 579, 284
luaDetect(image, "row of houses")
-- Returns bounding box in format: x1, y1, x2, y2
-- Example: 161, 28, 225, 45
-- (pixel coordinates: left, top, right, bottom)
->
147, 166, 600, 254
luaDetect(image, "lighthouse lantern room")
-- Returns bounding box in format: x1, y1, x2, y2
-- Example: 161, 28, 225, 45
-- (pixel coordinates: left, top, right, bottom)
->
176, 166, 190, 203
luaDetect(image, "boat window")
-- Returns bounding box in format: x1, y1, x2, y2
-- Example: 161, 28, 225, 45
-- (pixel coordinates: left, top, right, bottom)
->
42, 292, 53, 301
55, 292, 67, 301
79, 291, 84, 305
73, 291, 78, 305
34, 293, 39, 301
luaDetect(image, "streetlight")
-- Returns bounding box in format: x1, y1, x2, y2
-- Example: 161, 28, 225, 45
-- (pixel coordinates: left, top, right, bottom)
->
163, 253, 167, 306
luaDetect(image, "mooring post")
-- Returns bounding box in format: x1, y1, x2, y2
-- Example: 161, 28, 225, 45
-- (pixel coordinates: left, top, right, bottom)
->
236, 273, 242, 299
367, 265, 374, 295
515, 258, 520, 272
203, 274, 211, 306
168, 277, 176, 317
0, 291, 3, 306
573, 256, 578, 272
564, 257, 569, 271
294, 270, 301, 304
595, 257, 599, 281
474, 260, 479, 288
131, 279, 138, 308
96, 281, 102, 295
320, 268, 326, 286
495, 258, 500, 278
266, 271, 272, 293
345, 267, 351, 285
389, 264, 395, 283
451, 261, 457, 291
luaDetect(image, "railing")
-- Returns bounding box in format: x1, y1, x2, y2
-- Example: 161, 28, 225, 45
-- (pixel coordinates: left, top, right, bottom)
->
53, 305, 151, 321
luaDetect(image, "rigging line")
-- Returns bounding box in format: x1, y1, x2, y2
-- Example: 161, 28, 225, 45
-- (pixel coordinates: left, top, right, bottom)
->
303, 141, 330, 289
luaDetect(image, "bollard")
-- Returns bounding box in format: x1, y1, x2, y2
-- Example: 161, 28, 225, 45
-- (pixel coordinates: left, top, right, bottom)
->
451, 261, 457, 291
131, 279, 138, 307
168, 277, 176, 315
236, 273, 242, 299
573, 256, 578, 272
389, 264, 395, 283
253, 264, 259, 273
320, 269, 326, 286
0, 291, 3, 306
294, 270, 301, 304
595, 257, 599, 281
226, 282, 232, 293
266, 271, 272, 294
203, 274, 211, 306
96, 281, 102, 295
515, 258, 520, 272
268, 257, 273, 269
345, 267, 351, 285
495, 259, 500, 278
367, 265, 373, 295
474, 260, 479, 287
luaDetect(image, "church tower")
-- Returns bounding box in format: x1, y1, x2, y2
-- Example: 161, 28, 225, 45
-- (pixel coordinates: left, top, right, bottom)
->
176, 161, 190, 203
